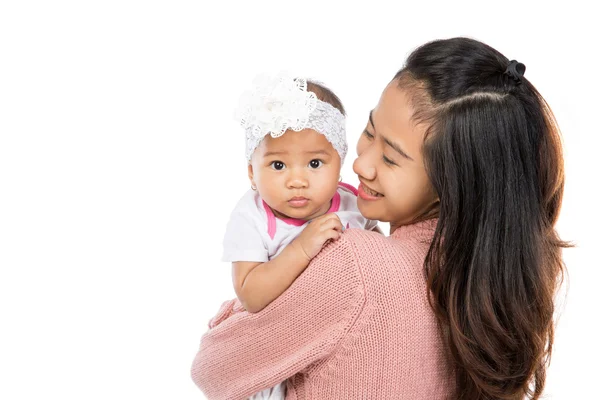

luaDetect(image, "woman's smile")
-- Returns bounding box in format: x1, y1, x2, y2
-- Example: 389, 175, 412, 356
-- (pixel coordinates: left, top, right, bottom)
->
358, 182, 383, 200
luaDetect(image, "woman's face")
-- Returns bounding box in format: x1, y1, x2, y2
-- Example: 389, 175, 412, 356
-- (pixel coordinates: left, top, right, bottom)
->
353, 82, 438, 231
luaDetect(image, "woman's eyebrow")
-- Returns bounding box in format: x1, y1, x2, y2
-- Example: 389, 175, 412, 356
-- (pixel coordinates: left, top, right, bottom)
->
382, 136, 414, 161
369, 110, 375, 129
370, 110, 414, 161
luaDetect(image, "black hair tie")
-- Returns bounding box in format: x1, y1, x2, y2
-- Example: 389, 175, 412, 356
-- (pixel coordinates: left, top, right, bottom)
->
505, 60, 526, 84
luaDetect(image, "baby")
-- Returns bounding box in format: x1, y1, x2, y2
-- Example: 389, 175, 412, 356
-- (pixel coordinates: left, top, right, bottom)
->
222, 73, 379, 400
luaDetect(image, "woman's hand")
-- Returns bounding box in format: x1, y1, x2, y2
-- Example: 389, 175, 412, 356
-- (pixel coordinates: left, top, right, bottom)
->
292, 214, 343, 260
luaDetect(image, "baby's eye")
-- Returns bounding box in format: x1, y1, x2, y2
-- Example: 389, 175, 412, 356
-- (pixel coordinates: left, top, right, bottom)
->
270, 161, 286, 170
363, 130, 374, 140
308, 159, 323, 169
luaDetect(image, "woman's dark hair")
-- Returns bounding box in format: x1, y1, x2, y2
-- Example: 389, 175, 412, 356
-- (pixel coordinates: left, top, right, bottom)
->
394, 37, 568, 399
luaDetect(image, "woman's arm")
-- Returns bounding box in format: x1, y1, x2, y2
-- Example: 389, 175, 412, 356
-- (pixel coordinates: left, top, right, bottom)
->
191, 234, 365, 400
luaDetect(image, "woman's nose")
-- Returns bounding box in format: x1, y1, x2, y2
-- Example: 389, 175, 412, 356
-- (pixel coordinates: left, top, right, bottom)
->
353, 152, 376, 181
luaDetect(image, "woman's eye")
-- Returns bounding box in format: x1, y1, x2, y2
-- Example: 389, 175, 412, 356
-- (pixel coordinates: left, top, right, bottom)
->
309, 159, 323, 169
363, 130, 374, 140
382, 155, 397, 166
270, 161, 285, 170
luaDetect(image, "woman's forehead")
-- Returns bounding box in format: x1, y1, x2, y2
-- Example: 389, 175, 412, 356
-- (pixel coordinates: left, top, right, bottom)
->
373, 84, 428, 161
375, 84, 415, 132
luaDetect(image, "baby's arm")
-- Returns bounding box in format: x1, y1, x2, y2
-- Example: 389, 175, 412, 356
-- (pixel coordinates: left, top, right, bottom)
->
232, 241, 310, 314
232, 213, 343, 313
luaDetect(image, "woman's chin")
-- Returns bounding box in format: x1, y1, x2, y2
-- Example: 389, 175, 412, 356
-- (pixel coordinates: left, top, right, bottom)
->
357, 201, 381, 221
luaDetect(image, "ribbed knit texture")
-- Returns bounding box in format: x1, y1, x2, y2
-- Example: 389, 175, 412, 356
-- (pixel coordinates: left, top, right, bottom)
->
191, 219, 455, 399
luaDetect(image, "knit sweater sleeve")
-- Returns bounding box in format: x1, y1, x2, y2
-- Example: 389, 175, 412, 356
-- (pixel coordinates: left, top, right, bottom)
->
190, 234, 366, 400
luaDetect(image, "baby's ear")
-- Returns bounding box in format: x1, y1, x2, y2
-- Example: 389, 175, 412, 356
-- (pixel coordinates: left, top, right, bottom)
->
247, 164, 254, 185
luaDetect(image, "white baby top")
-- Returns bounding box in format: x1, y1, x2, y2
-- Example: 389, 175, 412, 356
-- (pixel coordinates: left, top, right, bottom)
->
222, 183, 378, 262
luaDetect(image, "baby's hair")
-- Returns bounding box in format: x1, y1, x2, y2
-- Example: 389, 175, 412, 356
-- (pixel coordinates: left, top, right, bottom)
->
306, 81, 346, 116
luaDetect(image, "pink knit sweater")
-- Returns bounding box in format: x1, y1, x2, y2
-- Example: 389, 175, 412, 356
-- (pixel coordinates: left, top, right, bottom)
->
191, 219, 455, 399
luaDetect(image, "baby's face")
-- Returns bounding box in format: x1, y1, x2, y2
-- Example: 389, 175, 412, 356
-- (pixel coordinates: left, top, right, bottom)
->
249, 129, 341, 220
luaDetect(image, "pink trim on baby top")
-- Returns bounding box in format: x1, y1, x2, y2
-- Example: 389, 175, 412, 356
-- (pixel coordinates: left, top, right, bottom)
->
338, 181, 358, 196
337, 183, 358, 231
263, 187, 346, 240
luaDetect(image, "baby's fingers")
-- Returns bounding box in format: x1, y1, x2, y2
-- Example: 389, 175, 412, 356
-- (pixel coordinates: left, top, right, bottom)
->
320, 216, 343, 232
322, 228, 342, 242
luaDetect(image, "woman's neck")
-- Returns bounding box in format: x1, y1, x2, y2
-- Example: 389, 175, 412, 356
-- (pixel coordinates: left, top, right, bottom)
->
390, 205, 439, 235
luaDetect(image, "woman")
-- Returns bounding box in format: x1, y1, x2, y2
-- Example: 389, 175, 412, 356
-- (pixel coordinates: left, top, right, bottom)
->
191, 37, 566, 400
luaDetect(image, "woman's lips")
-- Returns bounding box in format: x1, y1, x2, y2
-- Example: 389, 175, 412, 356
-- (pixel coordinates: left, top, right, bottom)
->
358, 183, 383, 201
288, 197, 309, 207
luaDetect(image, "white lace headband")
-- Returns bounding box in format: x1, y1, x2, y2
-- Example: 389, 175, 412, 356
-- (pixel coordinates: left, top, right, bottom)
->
234, 73, 348, 164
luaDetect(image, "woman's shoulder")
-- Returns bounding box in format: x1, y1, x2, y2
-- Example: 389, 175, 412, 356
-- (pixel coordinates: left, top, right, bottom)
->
341, 221, 435, 254
307, 220, 437, 297
339, 228, 389, 252
337, 220, 437, 275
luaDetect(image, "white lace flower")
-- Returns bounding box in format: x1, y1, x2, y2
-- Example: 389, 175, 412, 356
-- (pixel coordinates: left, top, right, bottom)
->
235, 73, 317, 139
236, 72, 348, 165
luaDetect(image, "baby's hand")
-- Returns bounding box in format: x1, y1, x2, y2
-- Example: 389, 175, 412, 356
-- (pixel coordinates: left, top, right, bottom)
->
293, 214, 343, 260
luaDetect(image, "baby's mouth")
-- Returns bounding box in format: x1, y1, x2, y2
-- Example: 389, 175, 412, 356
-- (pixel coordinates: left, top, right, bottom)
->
288, 196, 309, 207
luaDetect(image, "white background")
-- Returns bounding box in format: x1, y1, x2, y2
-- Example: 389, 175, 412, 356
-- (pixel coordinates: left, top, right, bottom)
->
1, 1, 598, 399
